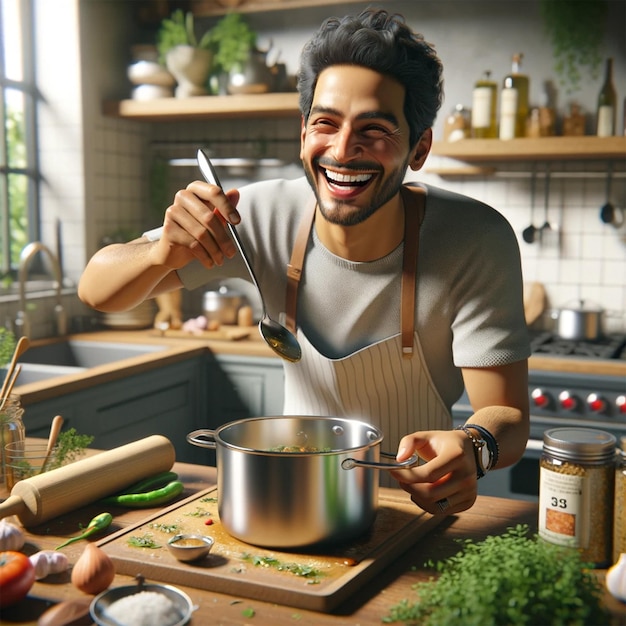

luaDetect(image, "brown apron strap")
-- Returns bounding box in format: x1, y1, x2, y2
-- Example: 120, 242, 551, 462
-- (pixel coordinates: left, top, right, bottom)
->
285, 197, 317, 333
284, 186, 425, 355
399, 185, 425, 358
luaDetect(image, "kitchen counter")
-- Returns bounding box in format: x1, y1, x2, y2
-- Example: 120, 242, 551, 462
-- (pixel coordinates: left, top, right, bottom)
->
2, 446, 624, 626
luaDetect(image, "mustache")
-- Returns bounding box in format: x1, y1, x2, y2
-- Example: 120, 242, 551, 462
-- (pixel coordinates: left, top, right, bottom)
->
314, 157, 382, 173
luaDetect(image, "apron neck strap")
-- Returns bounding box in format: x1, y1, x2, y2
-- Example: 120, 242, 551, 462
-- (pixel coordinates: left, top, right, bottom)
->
285, 186, 425, 357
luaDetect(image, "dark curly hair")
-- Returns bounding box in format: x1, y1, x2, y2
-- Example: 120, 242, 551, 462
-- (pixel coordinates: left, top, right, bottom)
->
297, 8, 444, 146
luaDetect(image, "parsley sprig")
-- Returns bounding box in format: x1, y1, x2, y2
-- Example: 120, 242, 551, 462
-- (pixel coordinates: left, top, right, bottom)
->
384, 524, 609, 625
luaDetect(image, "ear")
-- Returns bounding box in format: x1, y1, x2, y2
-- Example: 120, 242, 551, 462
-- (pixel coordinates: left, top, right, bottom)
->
299, 115, 307, 161
408, 128, 432, 172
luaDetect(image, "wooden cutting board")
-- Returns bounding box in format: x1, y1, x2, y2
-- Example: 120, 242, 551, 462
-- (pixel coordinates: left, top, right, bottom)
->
149, 326, 252, 341
97, 487, 443, 612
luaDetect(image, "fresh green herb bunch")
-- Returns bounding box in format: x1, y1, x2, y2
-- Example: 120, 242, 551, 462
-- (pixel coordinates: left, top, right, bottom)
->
54, 428, 94, 467
209, 13, 257, 74
540, 0, 608, 93
156, 9, 213, 64
384, 524, 609, 626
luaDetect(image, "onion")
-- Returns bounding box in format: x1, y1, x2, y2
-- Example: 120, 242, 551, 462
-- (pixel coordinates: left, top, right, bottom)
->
71, 543, 115, 594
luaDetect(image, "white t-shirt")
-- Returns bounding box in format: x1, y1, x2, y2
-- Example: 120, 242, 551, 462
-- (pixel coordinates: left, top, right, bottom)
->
178, 177, 530, 410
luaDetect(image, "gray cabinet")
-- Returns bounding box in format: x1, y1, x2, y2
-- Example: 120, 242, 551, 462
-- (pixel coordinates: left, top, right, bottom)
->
22, 356, 207, 464
206, 354, 284, 425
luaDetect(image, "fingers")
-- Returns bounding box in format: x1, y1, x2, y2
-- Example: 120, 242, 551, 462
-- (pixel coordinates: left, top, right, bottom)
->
390, 430, 478, 515
160, 182, 242, 269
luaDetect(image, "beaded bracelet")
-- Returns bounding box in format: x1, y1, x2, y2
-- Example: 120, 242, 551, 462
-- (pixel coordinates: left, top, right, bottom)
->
464, 423, 499, 470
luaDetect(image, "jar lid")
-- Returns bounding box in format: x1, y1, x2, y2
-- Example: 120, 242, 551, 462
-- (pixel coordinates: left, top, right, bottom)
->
543, 427, 616, 462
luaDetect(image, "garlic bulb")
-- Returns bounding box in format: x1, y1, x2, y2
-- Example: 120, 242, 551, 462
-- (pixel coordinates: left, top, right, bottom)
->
71, 543, 115, 595
30, 550, 70, 580
0, 519, 25, 551
606, 553, 626, 603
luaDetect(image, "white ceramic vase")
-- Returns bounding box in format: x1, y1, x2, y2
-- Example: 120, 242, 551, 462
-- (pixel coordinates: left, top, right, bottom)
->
165, 46, 213, 98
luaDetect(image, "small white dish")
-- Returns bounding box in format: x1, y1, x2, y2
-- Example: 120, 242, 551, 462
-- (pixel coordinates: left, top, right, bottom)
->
167, 533, 215, 562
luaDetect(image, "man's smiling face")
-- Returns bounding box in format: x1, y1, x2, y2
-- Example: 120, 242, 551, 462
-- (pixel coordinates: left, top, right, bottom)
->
300, 65, 414, 226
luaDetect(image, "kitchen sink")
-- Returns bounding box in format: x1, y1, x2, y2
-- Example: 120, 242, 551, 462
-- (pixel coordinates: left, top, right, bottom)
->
11, 362, 86, 385
20, 339, 167, 369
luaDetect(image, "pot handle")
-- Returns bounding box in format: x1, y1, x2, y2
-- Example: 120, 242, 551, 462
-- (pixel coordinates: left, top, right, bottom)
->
186, 429, 217, 449
342, 451, 419, 471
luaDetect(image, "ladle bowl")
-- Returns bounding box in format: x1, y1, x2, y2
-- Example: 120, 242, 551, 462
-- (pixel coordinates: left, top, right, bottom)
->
197, 148, 302, 362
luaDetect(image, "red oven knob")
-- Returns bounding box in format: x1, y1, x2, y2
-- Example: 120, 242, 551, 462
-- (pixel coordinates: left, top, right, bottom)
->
617, 395, 626, 414
558, 391, 578, 411
531, 388, 551, 409
586, 393, 606, 414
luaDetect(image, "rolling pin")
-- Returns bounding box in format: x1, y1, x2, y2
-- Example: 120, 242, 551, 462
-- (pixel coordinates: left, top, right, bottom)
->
0, 435, 175, 527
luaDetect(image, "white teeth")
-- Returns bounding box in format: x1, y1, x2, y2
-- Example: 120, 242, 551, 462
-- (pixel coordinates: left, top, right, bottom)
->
324, 169, 372, 184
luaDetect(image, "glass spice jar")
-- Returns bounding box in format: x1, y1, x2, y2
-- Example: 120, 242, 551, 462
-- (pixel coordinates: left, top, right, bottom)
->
614, 436, 626, 563
0, 394, 26, 490
539, 427, 616, 567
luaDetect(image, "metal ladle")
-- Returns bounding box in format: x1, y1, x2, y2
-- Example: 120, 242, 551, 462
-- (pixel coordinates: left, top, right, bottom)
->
522, 167, 538, 244
197, 149, 302, 363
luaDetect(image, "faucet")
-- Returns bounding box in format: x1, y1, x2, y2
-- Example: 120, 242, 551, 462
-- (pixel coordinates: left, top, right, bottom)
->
15, 242, 67, 339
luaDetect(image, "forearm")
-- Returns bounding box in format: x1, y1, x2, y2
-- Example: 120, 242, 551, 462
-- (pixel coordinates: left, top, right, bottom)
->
78, 240, 177, 312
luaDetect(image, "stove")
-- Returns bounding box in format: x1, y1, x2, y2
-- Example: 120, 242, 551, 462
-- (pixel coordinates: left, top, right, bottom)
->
452, 332, 626, 502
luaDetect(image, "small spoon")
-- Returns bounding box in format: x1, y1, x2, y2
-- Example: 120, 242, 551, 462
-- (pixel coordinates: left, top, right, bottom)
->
39, 414, 64, 474
197, 148, 302, 362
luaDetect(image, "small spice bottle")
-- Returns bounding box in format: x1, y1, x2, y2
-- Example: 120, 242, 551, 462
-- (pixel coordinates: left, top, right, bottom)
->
539, 427, 616, 567
614, 436, 626, 563
0, 395, 26, 490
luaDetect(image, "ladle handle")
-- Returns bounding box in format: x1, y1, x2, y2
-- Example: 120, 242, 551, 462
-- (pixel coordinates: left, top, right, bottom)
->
342, 451, 419, 471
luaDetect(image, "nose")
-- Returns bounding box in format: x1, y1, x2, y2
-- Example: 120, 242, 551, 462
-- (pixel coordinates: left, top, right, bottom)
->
329, 125, 362, 162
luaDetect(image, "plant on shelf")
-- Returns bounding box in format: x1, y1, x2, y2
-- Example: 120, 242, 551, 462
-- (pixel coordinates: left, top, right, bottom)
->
156, 9, 212, 63
156, 9, 214, 98
539, 0, 608, 93
209, 13, 257, 76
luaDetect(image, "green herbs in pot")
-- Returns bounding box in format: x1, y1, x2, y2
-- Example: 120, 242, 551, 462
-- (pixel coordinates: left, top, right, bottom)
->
383, 524, 609, 626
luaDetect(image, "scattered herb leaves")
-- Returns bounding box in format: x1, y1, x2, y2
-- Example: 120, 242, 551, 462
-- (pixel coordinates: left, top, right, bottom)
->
127, 534, 161, 549
184, 507, 210, 518
383, 524, 610, 626
241, 553, 323, 583
241, 607, 255, 618
149, 522, 181, 534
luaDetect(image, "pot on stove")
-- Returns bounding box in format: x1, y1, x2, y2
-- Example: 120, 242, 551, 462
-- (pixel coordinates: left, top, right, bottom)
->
550, 300, 604, 341
186, 416, 418, 548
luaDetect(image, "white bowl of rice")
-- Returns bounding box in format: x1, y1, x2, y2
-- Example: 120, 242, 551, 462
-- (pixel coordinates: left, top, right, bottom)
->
90, 582, 193, 626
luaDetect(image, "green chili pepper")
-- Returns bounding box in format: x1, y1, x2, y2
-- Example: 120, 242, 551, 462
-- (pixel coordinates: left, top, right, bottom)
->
102, 481, 184, 509
116, 471, 179, 495
55, 512, 113, 550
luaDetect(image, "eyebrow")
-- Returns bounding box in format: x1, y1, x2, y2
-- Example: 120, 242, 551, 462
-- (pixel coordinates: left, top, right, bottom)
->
309, 105, 400, 128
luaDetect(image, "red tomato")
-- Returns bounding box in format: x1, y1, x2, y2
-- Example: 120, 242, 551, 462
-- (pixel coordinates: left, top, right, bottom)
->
0, 551, 35, 608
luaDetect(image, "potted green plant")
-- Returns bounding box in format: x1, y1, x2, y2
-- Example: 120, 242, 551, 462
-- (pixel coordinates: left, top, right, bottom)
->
540, 0, 608, 93
156, 10, 214, 98
207, 13, 258, 94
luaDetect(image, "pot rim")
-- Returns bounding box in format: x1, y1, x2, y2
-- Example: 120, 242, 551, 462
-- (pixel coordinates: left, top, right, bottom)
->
197, 415, 384, 455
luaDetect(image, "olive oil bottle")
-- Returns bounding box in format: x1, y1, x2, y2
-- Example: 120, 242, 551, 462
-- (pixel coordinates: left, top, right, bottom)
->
499, 53, 529, 140
471, 70, 498, 138
596, 58, 616, 137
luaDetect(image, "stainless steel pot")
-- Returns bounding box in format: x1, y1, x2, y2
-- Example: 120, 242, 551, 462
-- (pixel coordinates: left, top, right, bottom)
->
202, 285, 246, 325
551, 300, 605, 340
187, 416, 418, 548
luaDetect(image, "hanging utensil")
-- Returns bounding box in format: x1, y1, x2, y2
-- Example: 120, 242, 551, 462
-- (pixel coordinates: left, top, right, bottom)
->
0, 336, 30, 402
522, 166, 538, 244
599, 162, 623, 226
39, 414, 64, 474
539, 165, 552, 235
197, 148, 302, 363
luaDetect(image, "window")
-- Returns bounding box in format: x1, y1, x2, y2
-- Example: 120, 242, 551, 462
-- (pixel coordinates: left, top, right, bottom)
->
0, 0, 39, 279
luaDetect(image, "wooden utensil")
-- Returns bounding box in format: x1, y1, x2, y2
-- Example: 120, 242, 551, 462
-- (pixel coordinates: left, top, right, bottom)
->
39, 414, 64, 474
524, 282, 547, 326
0, 336, 30, 400
0, 364, 22, 412
0, 434, 175, 527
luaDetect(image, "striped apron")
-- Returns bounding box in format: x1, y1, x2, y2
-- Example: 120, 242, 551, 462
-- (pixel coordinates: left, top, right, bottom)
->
282, 186, 451, 483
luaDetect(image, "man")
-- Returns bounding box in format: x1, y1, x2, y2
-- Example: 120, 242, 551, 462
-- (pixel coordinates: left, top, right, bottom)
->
79, 9, 530, 515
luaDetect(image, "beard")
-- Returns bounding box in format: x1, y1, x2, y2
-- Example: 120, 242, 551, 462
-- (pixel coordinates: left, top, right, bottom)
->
302, 157, 409, 227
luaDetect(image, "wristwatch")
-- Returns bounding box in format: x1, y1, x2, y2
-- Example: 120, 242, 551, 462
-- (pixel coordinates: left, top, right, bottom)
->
456, 425, 491, 479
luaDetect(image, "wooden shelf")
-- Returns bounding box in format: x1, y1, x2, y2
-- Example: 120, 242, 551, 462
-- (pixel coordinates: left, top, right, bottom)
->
431, 136, 626, 162
102, 92, 300, 121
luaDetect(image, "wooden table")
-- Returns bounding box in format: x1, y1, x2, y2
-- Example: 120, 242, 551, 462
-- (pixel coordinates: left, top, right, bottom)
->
1, 457, 625, 625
